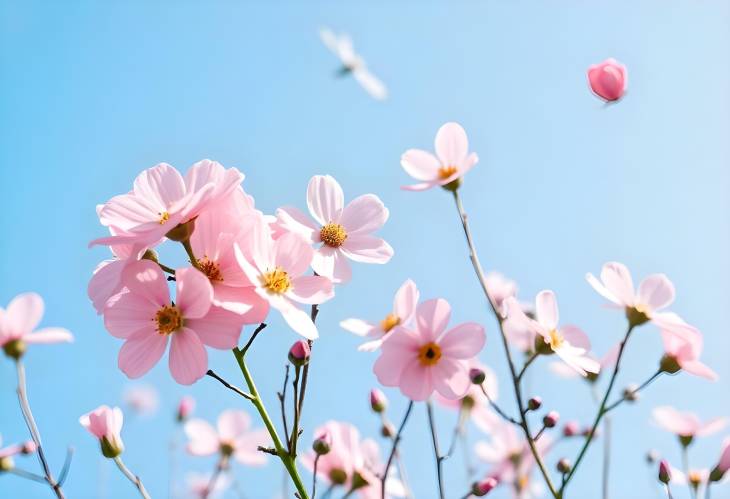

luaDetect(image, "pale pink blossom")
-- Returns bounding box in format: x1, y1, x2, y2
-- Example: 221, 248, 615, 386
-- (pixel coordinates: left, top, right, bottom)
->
373, 298, 486, 401
177, 395, 196, 422
714, 438, 730, 478
433, 361, 499, 432
486, 272, 518, 310
276, 175, 393, 283
504, 292, 599, 376
233, 220, 334, 339
184, 410, 269, 466
400, 122, 479, 191
587, 58, 627, 102
186, 471, 231, 499
103, 260, 245, 385
0, 293, 73, 352
79, 405, 125, 456
0, 435, 36, 460
661, 328, 717, 380
91, 160, 243, 248
586, 262, 697, 335
548, 343, 620, 380
122, 385, 159, 416
652, 406, 727, 439
341, 279, 419, 351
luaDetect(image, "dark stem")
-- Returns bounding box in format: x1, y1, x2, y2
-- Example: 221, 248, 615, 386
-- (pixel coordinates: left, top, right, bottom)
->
278, 364, 291, 450
201, 456, 227, 499
603, 370, 663, 413
381, 402, 414, 499
516, 352, 539, 383
241, 322, 268, 356
290, 366, 302, 455
156, 261, 176, 275
480, 384, 519, 425
534, 425, 547, 441
181, 239, 201, 270
206, 370, 255, 401
296, 304, 319, 418
602, 416, 611, 499
312, 454, 321, 499
426, 402, 445, 499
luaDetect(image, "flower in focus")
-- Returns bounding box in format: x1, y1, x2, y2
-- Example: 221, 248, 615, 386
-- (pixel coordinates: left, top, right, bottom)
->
587, 58, 627, 102
186, 471, 231, 499
276, 175, 393, 283
79, 405, 125, 458
660, 328, 717, 380
548, 343, 620, 381
504, 292, 599, 376
433, 361, 499, 432
341, 279, 419, 351
373, 298, 486, 401
87, 234, 147, 314
652, 406, 727, 445
177, 395, 196, 423
289, 339, 311, 366
0, 292, 73, 359
400, 122, 479, 191
122, 384, 159, 416
103, 260, 245, 384
185, 410, 269, 466
91, 160, 243, 248
233, 221, 334, 339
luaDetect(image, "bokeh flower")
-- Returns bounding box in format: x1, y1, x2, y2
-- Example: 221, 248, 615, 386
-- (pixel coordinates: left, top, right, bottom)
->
0, 292, 73, 359
660, 328, 717, 380
185, 410, 268, 466
652, 406, 727, 444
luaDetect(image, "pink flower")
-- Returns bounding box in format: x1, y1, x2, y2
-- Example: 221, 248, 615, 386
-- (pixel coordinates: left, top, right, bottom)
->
373, 298, 486, 401
713, 438, 730, 479
184, 410, 268, 466
233, 221, 334, 339
91, 160, 243, 248
0, 435, 36, 460
652, 406, 727, 440
485, 272, 518, 310
177, 395, 196, 422
400, 122, 479, 191
0, 293, 73, 356
433, 361, 499, 432
548, 343, 620, 380
504, 292, 599, 376
122, 385, 159, 416
289, 339, 311, 366
276, 175, 393, 283
87, 233, 147, 314
586, 262, 697, 335
660, 328, 717, 380
587, 58, 627, 102
341, 279, 419, 351
186, 471, 231, 499
103, 260, 245, 385
79, 405, 125, 457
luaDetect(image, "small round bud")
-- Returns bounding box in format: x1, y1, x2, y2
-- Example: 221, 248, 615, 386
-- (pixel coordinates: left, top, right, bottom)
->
557, 458, 572, 474
21, 441, 37, 455
562, 421, 580, 437
471, 477, 498, 496
2, 339, 26, 360
469, 368, 486, 385
658, 460, 672, 484
312, 430, 332, 456
710, 466, 724, 483
645, 450, 659, 464
329, 468, 347, 485
176, 395, 196, 423
622, 383, 639, 402
370, 389, 388, 413
0, 456, 14, 472
288, 340, 311, 367
527, 397, 542, 411
543, 411, 559, 428
381, 422, 395, 438
659, 355, 681, 374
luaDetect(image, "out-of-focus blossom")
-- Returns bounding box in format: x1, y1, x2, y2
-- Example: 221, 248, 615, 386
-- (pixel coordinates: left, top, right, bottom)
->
233, 219, 334, 339
0, 293, 73, 359
472, 476, 498, 496
504, 292, 599, 376
186, 471, 231, 499
177, 395, 196, 423
652, 406, 727, 444
0, 435, 36, 472
587, 58, 627, 102
486, 272, 518, 310
374, 298, 485, 401
185, 410, 269, 466
313, 429, 333, 455
433, 361, 499, 432
369, 389, 388, 413
400, 122, 478, 191
341, 279, 418, 351
660, 328, 717, 380
711, 438, 730, 481
549, 343, 620, 381
91, 161, 243, 248
80, 405, 125, 458
276, 175, 393, 284
123, 385, 159, 416
658, 459, 672, 484
103, 261, 245, 385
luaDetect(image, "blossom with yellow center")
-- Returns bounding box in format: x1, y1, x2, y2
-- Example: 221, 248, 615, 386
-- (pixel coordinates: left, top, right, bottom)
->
437, 165, 458, 179
261, 267, 291, 294
155, 305, 183, 335
158, 211, 170, 224
417, 342, 442, 366
320, 223, 347, 247
547, 329, 564, 350
380, 313, 400, 333
197, 257, 223, 282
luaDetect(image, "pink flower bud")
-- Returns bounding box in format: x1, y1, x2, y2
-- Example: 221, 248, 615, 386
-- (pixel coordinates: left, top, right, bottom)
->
177, 395, 195, 422
20, 441, 37, 455
469, 368, 486, 385
543, 411, 559, 428
557, 458, 572, 474
711, 438, 730, 482
288, 340, 311, 367
658, 460, 672, 484
312, 430, 332, 456
587, 58, 627, 102
79, 405, 125, 458
471, 477, 498, 496
370, 389, 388, 413
562, 421, 580, 437
527, 397, 542, 411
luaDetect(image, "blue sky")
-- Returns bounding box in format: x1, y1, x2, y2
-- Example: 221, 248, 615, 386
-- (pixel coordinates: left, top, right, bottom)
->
1, 1, 728, 498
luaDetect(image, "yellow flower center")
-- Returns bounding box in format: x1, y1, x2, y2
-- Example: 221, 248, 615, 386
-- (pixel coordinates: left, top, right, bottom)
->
438, 165, 458, 179
417, 342, 442, 366
689, 471, 702, 485
261, 267, 291, 294
158, 211, 170, 224
380, 313, 401, 333
548, 329, 564, 350
320, 223, 348, 247
516, 474, 529, 492
155, 305, 183, 335
197, 257, 223, 282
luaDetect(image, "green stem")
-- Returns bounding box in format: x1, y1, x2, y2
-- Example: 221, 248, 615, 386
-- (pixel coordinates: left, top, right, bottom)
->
232, 348, 310, 499
181, 240, 201, 270
113, 456, 151, 499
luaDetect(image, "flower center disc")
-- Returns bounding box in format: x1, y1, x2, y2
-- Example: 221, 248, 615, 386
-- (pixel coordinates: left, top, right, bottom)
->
261, 266, 291, 294
158, 211, 170, 224
418, 342, 442, 366
380, 313, 401, 333
320, 223, 347, 247
548, 329, 564, 350
155, 305, 183, 335
437, 165, 458, 179
198, 257, 223, 282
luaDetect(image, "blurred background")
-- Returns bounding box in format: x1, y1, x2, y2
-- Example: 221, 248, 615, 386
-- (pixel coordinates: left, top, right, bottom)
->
1, 1, 728, 498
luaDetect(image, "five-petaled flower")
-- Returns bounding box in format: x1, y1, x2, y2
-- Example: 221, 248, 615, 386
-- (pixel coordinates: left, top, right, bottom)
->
184, 410, 269, 466
660, 328, 717, 381
0, 292, 73, 359
652, 406, 727, 445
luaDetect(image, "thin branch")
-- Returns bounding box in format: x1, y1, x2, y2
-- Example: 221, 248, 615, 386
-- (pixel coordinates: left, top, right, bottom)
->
426, 402, 445, 499
290, 366, 302, 456
113, 456, 151, 499
381, 402, 414, 499
241, 323, 268, 356
278, 364, 291, 450
517, 352, 539, 383
480, 384, 519, 425
603, 370, 663, 413
57, 447, 75, 486
7, 467, 48, 483
201, 456, 227, 499
602, 416, 611, 499
312, 454, 321, 499
296, 304, 319, 421
206, 370, 255, 401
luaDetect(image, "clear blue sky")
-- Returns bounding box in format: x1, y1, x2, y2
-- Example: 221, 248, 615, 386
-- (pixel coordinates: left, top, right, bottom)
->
1, 1, 728, 498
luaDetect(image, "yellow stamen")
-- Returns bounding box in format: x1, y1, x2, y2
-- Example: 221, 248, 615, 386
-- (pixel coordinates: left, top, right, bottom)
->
547, 329, 564, 350
197, 257, 223, 282
155, 305, 183, 335
261, 267, 291, 294
158, 211, 170, 225
516, 474, 529, 491
417, 342, 442, 366
320, 223, 348, 247
438, 165, 458, 179
380, 313, 400, 333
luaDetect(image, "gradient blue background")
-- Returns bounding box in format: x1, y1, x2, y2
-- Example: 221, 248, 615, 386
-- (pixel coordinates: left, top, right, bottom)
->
1, 1, 728, 498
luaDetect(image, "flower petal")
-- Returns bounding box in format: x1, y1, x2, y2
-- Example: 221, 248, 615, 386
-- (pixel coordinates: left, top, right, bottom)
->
175, 268, 213, 319
637, 274, 675, 313
103, 290, 157, 339
400, 149, 440, 181
5, 292, 44, 337
340, 194, 389, 235
185, 305, 243, 350
434, 122, 469, 167
340, 318, 376, 337
184, 419, 219, 456
269, 295, 318, 340
288, 275, 334, 305
432, 358, 470, 400
217, 409, 251, 441
340, 235, 393, 264
311, 246, 352, 283
118, 328, 168, 379
416, 299, 451, 341
600, 262, 635, 306
560, 325, 591, 350
274, 232, 314, 277
275, 206, 318, 243
307, 175, 344, 226
233, 428, 269, 466
439, 322, 485, 358
23, 328, 73, 344
169, 328, 208, 385
535, 290, 559, 331
393, 279, 419, 323
398, 358, 433, 401
122, 260, 170, 307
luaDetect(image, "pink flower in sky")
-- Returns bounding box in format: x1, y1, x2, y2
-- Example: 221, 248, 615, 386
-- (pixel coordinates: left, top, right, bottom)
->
276, 175, 393, 283
652, 406, 727, 439
504, 292, 599, 376
184, 410, 268, 466
485, 272, 518, 310
233, 221, 334, 340
373, 298, 486, 401
103, 260, 245, 385
340, 279, 419, 351
549, 343, 620, 380
433, 361, 499, 432
400, 122, 478, 191
79, 405, 125, 457
661, 328, 717, 381
123, 384, 159, 416
91, 160, 243, 248
0, 435, 36, 460
586, 262, 697, 335
587, 58, 627, 102
177, 395, 196, 422
714, 438, 730, 479
186, 471, 231, 499
0, 293, 73, 355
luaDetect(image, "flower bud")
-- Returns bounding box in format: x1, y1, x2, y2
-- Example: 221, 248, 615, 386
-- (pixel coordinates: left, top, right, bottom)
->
469, 368, 486, 385
543, 411, 559, 428
100, 436, 124, 458
381, 422, 395, 438
622, 384, 639, 402
80, 405, 125, 459
646, 450, 659, 464
288, 340, 310, 367
557, 458, 572, 474
312, 430, 332, 456
329, 468, 347, 485
0, 456, 14, 472
710, 439, 730, 482
2, 339, 26, 360
20, 441, 37, 455
587, 58, 627, 102
659, 355, 681, 374
141, 249, 159, 263
658, 460, 671, 484
370, 389, 387, 413
562, 421, 580, 437
471, 477, 498, 496
176, 395, 196, 423
527, 397, 542, 411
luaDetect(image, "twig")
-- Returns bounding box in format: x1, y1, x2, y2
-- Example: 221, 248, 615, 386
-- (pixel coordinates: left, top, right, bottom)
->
57, 447, 74, 486
7, 467, 48, 483
181, 239, 202, 271
206, 370, 255, 401
296, 304, 319, 419
201, 456, 227, 499
602, 416, 611, 499
290, 366, 302, 455
426, 402, 445, 499
381, 402, 414, 499
479, 384, 519, 425
113, 456, 151, 499
517, 352, 539, 383
278, 364, 291, 450
241, 323, 268, 356
312, 454, 321, 499
603, 370, 663, 413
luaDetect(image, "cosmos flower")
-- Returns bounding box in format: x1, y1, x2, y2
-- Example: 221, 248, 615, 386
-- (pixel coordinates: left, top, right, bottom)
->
0, 293, 73, 358
185, 410, 269, 466
79, 405, 125, 458
652, 406, 727, 442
